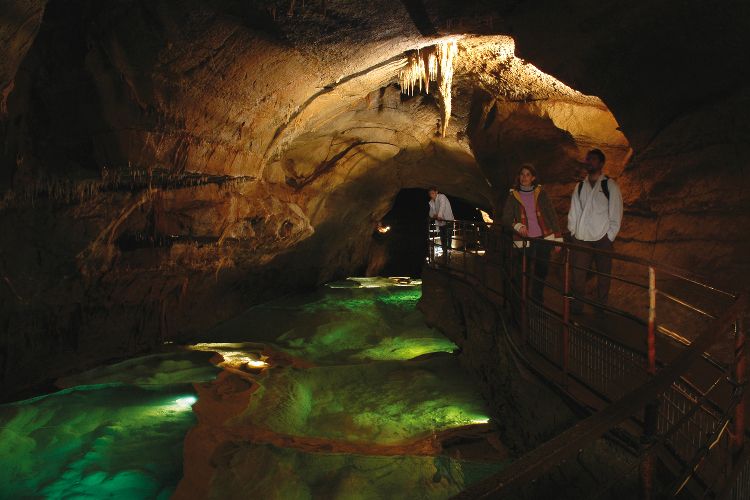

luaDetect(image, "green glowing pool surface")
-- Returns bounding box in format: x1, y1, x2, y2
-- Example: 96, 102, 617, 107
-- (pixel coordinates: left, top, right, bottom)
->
209, 443, 505, 500
0, 384, 199, 499
0, 278, 502, 499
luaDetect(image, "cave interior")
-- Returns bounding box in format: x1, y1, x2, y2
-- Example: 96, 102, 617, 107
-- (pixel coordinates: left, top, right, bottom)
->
0, 0, 749, 497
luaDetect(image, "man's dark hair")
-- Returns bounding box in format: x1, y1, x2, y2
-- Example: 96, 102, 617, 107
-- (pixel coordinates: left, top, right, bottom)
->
587, 148, 606, 164
428, 186, 438, 192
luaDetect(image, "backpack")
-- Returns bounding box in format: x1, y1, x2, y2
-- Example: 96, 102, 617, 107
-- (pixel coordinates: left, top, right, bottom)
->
578, 177, 610, 200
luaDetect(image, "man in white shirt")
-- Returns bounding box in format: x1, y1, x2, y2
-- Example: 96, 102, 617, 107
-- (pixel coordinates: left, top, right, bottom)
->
428, 187, 454, 259
567, 149, 623, 312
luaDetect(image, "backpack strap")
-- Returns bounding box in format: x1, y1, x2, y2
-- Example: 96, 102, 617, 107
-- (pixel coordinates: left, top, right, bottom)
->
578, 177, 610, 200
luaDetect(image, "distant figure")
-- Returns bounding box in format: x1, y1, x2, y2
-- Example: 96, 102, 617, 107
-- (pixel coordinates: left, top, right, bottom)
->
428, 187, 454, 257
567, 148, 624, 313
502, 164, 562, 303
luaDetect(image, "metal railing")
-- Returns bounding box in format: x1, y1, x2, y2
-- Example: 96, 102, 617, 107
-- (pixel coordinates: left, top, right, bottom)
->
426, 220, 749, 499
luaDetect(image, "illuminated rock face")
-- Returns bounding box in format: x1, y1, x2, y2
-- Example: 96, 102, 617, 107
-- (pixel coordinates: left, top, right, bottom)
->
0, 0, 746, 395
474, 1, 750, 286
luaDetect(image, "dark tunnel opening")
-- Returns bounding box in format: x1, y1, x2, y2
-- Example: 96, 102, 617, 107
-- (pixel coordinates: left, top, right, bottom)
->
366, 188, 484, 278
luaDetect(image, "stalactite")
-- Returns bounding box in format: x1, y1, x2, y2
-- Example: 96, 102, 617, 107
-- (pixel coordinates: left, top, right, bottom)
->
398, 40, 458, 137
398, 49, 429, 96
427, 52, 438, 84
436, 40, 457, 137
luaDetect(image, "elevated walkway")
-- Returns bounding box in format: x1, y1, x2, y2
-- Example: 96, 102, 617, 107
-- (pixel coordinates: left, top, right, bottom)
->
426, 221, 749, 499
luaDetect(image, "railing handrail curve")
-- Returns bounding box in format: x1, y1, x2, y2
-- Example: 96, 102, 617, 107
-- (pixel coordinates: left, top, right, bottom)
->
450, 219, 739, 298
426, 218, 749, 498
450, 294, 748, 499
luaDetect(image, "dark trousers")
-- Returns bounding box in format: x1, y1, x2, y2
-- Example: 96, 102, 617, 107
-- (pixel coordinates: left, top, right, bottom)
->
571, 235, 613, 311
516, 240, 552, 303
438, 224, 452, 255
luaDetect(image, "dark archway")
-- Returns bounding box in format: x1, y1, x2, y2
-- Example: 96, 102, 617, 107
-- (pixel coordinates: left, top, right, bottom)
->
366, 188, 484, 277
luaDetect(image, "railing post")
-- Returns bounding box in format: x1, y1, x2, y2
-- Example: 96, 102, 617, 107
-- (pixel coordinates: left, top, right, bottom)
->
562, 247, 571, 384
641, 266, 658, 500
463, 223, 467, 278
521, 241, 528, 343
732, 317, 746, 461
508, 232, 516, 310
647, 266, 657, 376
429, 221, 434, 266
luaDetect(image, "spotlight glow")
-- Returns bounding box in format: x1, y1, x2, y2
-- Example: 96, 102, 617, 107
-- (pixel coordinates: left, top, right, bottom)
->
173, 396, 197, 410
187, 344, 270, 372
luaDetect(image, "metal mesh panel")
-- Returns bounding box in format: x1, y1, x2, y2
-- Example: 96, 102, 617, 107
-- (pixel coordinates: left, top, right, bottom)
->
658, 381, 722, 463
729, 455, 750, 500
426, 219, 747, 498
568, 324, 647, 401
527, 302, 561, 364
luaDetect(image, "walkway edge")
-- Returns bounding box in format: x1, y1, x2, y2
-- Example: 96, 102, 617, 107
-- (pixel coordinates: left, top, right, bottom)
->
452, 293, 749, 499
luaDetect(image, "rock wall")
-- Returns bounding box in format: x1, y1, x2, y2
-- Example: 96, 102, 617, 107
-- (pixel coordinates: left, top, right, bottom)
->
471, 0, 750, 290
0, 0, 745, 398
418, 267, 577, 453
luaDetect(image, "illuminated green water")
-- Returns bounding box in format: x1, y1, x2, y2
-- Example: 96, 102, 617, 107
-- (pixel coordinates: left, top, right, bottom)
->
0, 278, 501, 498
210, 278, 456, 364
210, 443, 502, 499
237, 357, 489, 445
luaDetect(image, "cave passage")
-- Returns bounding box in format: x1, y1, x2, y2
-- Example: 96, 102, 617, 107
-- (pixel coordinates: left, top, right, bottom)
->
0, 278, 506, 498
369, 189, 485, 278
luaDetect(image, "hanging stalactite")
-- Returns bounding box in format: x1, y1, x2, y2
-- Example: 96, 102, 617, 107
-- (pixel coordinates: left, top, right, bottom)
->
398, 40, 458, 138
436, 40, 457, 138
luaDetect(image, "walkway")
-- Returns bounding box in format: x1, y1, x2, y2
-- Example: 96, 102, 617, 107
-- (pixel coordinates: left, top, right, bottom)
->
427, 221, 749, 499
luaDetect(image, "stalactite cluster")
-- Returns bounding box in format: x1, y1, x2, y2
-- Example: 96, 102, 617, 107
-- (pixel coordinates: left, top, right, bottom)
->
397, 40, 458, 137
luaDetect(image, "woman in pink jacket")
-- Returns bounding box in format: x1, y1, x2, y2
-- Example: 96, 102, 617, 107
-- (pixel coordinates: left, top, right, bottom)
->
502, 164, 563, 303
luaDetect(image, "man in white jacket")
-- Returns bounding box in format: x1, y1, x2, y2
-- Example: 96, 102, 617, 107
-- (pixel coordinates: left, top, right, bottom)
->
428, 187, 454, 259
567, 149, 623, 313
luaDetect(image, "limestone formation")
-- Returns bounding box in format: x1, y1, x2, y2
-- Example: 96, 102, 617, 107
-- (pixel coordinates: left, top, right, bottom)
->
0, 0, 747, 398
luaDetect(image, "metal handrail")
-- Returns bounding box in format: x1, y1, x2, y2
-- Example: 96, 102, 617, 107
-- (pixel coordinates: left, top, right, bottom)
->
433, 218, 736, 375
427, 218, 749, 499
451, 294, 748, 499
483, 221, 738, 299
657, 290, 719, 320
433, 220, 735, 347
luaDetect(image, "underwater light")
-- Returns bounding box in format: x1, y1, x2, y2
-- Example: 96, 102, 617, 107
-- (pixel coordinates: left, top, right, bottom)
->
174, 396, 197, 409
377, 225, 391, 234
245, 358, 269, 368
187, 343, 270, 371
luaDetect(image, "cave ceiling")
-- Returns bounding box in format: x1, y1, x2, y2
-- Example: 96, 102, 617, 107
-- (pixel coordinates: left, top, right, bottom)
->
1, 0, 748, 397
